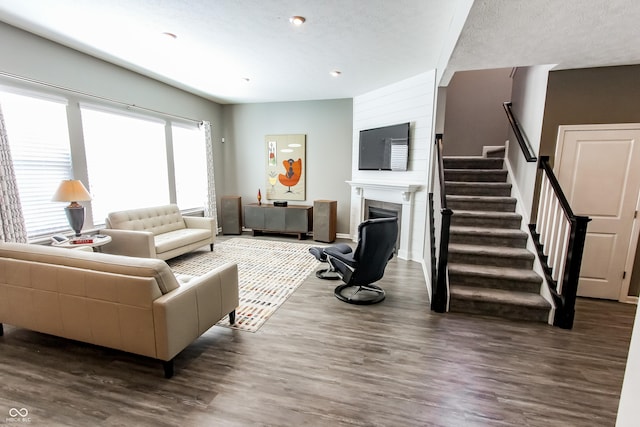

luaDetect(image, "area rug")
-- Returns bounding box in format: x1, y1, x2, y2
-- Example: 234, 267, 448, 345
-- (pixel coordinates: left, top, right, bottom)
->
167, 238, 321, 332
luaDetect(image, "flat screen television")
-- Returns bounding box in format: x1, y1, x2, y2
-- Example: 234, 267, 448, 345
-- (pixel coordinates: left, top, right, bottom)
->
358, 122, 410, 171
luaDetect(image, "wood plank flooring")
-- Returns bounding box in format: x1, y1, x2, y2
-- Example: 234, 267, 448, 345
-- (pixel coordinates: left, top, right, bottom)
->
0, 233, 636, 426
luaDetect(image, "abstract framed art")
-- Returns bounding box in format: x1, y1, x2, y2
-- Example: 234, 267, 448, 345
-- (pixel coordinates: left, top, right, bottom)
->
265, 134, 306, 201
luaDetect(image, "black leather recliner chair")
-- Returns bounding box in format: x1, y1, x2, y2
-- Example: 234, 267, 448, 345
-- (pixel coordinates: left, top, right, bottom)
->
309, 217, 398, 304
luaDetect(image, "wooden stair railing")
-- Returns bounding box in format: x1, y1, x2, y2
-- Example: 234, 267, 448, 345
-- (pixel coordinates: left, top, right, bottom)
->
503, 102, 537, 163
430, 133, 452, 313
530, 157, 590, 329
504, 101, 590, 329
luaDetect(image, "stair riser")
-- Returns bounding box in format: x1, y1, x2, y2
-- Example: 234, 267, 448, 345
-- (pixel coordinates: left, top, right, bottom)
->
448, 199, 516, 212
448, 273, 541, 293
449, 299, 549, 323
450, 216, 522, 229
448, 252, 534, 269
444, 170, 508, 182
446, 184, 512, 197
449, 233, 527, 248
443, 159, 504, 169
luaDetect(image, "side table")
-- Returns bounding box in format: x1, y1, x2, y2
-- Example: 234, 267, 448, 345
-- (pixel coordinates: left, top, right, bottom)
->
55, 235, 112, 252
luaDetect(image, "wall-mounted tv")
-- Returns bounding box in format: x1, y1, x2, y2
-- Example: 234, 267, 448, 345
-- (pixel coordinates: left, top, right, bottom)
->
358, 122, 410, 171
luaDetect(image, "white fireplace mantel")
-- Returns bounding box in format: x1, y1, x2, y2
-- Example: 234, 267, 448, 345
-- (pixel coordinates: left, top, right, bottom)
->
347, 180, 422, 202
347, 180, 423, 260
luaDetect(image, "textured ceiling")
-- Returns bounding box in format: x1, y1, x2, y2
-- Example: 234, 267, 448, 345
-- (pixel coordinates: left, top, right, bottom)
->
443, 0, 640, 83
0, 0, 469, 104
1, 0, 639, 104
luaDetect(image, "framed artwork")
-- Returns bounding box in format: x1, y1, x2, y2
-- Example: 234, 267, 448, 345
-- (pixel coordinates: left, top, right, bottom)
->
265, 134, 306, 201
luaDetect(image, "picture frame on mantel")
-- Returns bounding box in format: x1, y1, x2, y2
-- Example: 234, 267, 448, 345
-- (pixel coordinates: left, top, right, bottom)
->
265, 134, 306, 201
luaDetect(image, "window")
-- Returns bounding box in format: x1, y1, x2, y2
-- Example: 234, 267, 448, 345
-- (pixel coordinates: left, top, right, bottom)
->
1, 82, 213, 240
172, 123, 208, 210
1, 90, 73, 237
81, 106, 169, 225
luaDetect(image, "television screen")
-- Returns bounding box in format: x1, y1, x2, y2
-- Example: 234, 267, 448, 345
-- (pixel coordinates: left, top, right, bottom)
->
358, 122, 410, 171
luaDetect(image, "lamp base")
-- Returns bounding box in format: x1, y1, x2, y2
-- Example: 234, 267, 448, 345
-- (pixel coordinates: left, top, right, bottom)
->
65, 206, 85, 237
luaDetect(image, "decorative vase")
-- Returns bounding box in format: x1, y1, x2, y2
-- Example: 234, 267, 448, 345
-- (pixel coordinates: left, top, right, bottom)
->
257, 189, 262, 205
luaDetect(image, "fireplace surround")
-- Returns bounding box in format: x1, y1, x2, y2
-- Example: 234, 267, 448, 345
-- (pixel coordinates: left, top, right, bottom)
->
347, 180, 422, 260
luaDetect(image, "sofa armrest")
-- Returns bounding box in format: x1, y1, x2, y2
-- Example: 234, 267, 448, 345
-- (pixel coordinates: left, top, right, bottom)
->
152, 262, 239, 361
183, 216, 216, 232
99, 229, 157, 258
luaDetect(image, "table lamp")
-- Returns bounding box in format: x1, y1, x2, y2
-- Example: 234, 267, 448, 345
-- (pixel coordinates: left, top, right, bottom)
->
51, 179, 92, 236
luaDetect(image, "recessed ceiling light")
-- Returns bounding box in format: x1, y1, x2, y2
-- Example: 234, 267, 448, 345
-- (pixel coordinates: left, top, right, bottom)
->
161, 32, 177, 40
330, 70, 342, 77
289, 16, 306, 26
241, 77, 251, 83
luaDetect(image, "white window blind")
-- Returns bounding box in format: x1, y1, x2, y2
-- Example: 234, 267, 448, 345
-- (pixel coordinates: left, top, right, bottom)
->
0, 91, 73, 237
172, 124, 208, 210
81, 106, 169, 224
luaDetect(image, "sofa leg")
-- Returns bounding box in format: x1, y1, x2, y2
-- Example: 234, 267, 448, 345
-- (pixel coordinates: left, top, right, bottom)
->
210, 243, 214, 251
163, 360, 174, 379
0, 323, 3, 336
229, 310, 236, 325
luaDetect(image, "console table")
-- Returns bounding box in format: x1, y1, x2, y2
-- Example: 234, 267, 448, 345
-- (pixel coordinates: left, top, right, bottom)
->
244, 203, 313, 239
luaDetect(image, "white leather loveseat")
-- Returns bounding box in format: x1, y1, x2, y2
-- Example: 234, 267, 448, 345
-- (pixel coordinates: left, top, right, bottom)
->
101, 204, 215, 260
0, 242, 238, 378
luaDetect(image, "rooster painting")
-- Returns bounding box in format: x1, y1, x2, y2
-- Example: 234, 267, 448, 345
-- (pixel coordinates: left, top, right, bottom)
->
278, 158, 302, 192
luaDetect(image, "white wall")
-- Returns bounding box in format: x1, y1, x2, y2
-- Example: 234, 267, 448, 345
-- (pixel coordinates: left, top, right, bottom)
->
617, 304, 640, 426
221, 100, 353, 234
351, 71, 436, 261
507, 65, 555, 221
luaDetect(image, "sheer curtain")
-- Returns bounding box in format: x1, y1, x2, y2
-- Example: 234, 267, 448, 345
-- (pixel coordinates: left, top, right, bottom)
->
0, 104, 27, 243
203, 121, 218, 233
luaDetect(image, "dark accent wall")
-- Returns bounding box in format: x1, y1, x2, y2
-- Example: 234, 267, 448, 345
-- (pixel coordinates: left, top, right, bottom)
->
540, 65, 640, 164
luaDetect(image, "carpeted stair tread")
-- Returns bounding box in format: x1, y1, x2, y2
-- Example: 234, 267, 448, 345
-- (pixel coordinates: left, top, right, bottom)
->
447, 195, 516, 213
449, 243, 534, 259
452, 210, 522, 220
448, 263, 543, 292
447, 195, 517, 203
450, 210, 523, 229
443, 157, 504, 169
450, 226, 527, 238
449, 285, 550, 309
444, 169, 508, 183
448, 262, 542, 282
448, 243, 535, 268
445, 181, 512, 197
449, 226, 528, 247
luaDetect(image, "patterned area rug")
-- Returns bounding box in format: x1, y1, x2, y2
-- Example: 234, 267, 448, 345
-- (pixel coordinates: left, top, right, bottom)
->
167, 238, 321, 332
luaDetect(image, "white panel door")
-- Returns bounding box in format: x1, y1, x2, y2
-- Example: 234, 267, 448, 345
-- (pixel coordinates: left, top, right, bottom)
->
555, 124, 640, 300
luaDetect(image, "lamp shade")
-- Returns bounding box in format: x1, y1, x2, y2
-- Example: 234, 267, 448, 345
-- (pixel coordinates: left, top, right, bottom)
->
51, 180, 91, 203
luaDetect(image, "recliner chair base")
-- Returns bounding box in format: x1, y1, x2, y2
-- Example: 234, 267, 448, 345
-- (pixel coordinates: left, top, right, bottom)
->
315, 268, 341, 280
334, 283, 386, 305
310, 245, 350, 281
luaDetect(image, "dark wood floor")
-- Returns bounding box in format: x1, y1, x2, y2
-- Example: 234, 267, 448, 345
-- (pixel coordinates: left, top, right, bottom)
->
0, 233, 636, 426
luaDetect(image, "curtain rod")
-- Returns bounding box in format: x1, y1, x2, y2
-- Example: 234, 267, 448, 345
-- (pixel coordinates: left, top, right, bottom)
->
0, 70, 203, 124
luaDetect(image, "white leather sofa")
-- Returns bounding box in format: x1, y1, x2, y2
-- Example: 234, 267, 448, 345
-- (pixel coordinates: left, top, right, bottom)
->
0, 242, 238, 378
101, 204, 215, 260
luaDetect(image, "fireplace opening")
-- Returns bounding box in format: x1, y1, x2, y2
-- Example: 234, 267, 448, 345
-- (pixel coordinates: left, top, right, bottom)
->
364, 200, 401, 253
368, 206, 398, 219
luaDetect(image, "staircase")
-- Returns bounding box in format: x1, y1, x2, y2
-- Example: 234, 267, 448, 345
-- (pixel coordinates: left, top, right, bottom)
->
443, 151, 551, 323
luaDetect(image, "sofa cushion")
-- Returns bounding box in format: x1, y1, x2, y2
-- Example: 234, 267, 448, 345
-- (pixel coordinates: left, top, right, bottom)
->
107, 204, 185, 236
0, 242, 180, 294
154, 229, 212, 255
